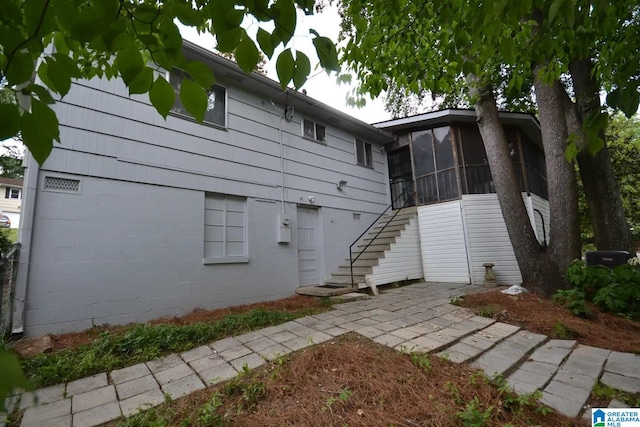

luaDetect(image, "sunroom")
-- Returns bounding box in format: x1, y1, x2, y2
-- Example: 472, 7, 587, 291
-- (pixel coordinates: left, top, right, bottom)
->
375, 109, 550, 285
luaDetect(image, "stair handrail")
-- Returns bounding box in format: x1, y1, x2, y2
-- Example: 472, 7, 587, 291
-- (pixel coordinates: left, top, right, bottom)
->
349, 181, 414, 287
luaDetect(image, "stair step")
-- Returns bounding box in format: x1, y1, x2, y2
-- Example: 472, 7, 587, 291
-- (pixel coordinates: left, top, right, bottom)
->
349, 252, 385, 262
371, 224, 409, 233
325, 276, 366, 285
356, 243, 390, 252
362, 236, 397, 245
363, 229, 402, 240
335, 266, 373, 276
346, 258, 380, 267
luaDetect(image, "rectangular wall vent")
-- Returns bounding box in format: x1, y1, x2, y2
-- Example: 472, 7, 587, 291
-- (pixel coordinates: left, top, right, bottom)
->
43, 176, 81, 193
353, 212, 362, 221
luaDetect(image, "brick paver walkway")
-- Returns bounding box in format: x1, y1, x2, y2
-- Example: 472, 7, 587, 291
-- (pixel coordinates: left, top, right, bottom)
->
4, 282, 639, 426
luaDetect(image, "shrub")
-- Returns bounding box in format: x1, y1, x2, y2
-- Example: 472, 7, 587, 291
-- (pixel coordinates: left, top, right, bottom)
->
555, 259, 640, 320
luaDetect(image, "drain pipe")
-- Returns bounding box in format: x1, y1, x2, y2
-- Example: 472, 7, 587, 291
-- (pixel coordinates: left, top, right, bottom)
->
271, 100, 286, 213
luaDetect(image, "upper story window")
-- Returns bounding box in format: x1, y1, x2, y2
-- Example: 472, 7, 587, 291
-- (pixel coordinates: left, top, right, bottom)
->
5, 187, 21, 200
302, 118, 326, 143
355, 138, 373, 167
169, 69, 227, 128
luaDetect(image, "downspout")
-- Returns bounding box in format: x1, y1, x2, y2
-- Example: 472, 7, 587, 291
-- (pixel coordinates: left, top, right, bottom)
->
11, 46, 49, 335
270, 100, 287, 213
12, 151, 39, 334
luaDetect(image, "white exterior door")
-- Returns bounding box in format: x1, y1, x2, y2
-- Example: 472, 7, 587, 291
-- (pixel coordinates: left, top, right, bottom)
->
297, 207, 321, 286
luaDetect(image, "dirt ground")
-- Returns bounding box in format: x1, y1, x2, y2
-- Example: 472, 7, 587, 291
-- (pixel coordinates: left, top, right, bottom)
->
459, 287, 640, 353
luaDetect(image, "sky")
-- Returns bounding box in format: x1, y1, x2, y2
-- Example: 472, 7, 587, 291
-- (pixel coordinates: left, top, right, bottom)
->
179, 4, 392, 124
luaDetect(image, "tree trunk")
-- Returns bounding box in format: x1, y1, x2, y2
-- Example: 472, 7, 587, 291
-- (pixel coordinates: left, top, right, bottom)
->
532, 64, 582, 272
468, 75, 564, 296
569, 59, 633, 252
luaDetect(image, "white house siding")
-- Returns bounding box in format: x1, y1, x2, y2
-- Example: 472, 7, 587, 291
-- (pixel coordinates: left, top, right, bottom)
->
461, 194, 523, 285
21, 70, 390, 335
417, 201, 470, 283
367, 216, 423, 286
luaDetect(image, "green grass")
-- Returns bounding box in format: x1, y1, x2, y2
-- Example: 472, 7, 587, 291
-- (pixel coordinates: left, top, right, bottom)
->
22, 307, 326, 388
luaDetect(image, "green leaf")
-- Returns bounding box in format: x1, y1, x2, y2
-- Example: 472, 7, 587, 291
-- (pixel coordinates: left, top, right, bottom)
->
0, 104, 21, 141
565, 141, 579, 163
587, 136, 605, 156
256, 28, 274, 58
184, 61, 215, 88
25, 84, 55, 104
179, 78, 207, 122
46, 57, 73, 96
5, 51, 36, 86
293, 51, 310, 89
216, 28, 243, 53
21, 100, 59, 165
115, 42, 144, 86
0, 351, 32, 412
149, 76, 175, 119
276, 49, 295, 90
620, 89, 640, 119
128, 67, 154, 95
235, 37, 260, 74
312, 37, 339, 71
270, 0, 296, 45
548, 0, 564, 25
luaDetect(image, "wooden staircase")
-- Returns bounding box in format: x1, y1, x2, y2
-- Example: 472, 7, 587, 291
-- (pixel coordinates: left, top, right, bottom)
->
296, 207, 418, 297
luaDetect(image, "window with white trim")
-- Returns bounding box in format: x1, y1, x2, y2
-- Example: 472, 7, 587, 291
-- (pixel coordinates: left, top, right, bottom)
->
302, 118, 326, 143
170, 69, 227, 127
355, 138, 373, 167
204, 193, 247, 262
5, 187, 21, 200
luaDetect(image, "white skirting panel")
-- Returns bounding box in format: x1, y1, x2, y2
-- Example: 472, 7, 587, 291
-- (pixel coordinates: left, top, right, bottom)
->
417, 201, 470, 283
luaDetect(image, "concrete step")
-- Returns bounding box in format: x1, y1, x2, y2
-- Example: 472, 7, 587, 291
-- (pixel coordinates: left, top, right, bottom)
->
362, 236, 397, 245
370, 224, 408, 233
335, 266, 373, 276
346, 258, 380, 267
356, 243, 391, 252
325, 276, 365, 286
295, 285, 355, 297
362, 230, 402, 240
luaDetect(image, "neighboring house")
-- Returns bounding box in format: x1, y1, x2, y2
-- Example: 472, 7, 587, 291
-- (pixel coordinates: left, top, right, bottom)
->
376, 110, 550, 285
0, 177, 23, 229
13, 41, 394, 336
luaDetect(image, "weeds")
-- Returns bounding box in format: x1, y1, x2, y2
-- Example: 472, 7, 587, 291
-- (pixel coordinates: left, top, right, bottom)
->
410, 353, 432, 373
199, 393, 225, 426
458, 396, 494, 426
591, 381, 640, 407
475, 304, 497, 318
551, 321, 579, 339
23, 308, 322, 387
323, 387, 353, 413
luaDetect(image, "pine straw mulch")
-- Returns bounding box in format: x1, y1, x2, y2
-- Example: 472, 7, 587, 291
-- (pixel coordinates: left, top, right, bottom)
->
39, 295, 328, 354
105, 333, 586, 427
458, 288, 640, 353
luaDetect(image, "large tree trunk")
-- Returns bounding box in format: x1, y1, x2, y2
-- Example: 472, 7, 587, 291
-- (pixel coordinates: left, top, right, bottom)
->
533, 64, 582, 272
468, 75, 565, 296
569, 59, 633, 252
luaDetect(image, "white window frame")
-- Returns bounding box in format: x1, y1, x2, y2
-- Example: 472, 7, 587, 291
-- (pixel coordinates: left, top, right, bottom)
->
302, 118, 327, 143
5, 187, 21, 200
355, 138, 373, 168
168, 69, 228, 129
203, 193, 249, 264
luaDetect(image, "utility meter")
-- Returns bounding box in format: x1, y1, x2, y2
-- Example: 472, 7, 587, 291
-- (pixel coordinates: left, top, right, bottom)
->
277, 213, 291, 243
